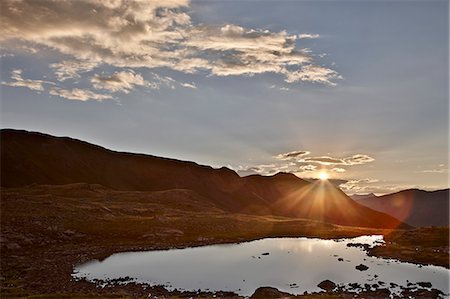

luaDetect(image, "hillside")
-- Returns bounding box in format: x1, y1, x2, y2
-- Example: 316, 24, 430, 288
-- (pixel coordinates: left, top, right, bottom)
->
0, 129, 408, 229
355, 189, 449, 227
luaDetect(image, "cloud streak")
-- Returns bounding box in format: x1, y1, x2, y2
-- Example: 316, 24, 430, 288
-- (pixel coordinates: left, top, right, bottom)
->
49, 87, 113, 101
91, 70, 152, 93
236, 150, 375, 178
274, 150, 310, 160
298, 33, 320, 39
1, 69, 55, 91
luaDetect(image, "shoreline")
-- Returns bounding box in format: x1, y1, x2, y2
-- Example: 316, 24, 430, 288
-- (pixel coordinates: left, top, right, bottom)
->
1, 185, 448, 298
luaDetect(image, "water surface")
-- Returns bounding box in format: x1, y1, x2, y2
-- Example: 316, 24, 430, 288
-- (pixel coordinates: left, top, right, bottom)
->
73, 235, 449, 296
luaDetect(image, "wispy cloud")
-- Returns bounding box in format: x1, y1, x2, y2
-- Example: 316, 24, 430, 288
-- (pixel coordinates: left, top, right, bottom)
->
180, 82, 197, 89
49, 87, 112, 101
304, 156, 344, 165
1, 69, 55, 91
419, 169, 446, 173
343, 154, 375, 165
283, 65, 342, 86
331, 167, 346, 173
415, 164, 448, 173
275, 150, 310, 160
0, 0, 340, 96
298, 33, 320, 39
91, 70, 153, 93
339, 178, 379, 193
51, 60, 99, 81
239, 150, 375, 178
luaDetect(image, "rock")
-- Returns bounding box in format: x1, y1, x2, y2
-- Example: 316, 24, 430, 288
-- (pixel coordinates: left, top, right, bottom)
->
156, 228, 184, 237
5, 242, 21, 250
101, 206, 113, 214
347, 243, 370, 250
417, 282, 432, 288
250, 287, 292, 298
261, 252, 270, 256
355, 264, 369, 271
317, 280, 336, 291
338, 257, 344, 261
63, 229, 75, 236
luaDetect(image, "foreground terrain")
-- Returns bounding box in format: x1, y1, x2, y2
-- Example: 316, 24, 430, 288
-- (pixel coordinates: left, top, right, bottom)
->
1, 184, 448, 298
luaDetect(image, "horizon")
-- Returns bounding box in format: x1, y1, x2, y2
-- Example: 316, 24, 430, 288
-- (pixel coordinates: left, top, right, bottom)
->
1, 127, 448, 197
1, 0, 449, 195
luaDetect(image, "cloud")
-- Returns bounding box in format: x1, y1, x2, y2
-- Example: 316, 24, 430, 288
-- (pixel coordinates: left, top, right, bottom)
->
343, 154, 375, 165
418, 169, 446, 173
331, 167, 346, 173
91, 70, 152, 93
298, 33, 320, 39
49, 87, 112, 101
51, 60, 99, 81
1, 69, 55, 91
304, 156, 344, 165
297, 164, 317, 172
181, 82, 197, 89
339, 178, 379, 193
0, 0, 340, 89
300, 154, 375, 166
284, 65, 342, 85
275, 150, 310, 160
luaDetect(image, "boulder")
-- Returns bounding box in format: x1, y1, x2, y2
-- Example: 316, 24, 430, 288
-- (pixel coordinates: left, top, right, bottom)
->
250, 287, 292, 298
317, 280, 336, 291
417, 282, 432, 288
355, 264, 369, 271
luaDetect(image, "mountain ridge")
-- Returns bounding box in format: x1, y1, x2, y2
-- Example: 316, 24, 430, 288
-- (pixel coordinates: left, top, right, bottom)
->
355, 189, 449, 227
1, 128, 409, 229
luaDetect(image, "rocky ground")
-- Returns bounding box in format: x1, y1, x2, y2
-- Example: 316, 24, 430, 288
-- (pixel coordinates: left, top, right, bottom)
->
1, 184, 449, 298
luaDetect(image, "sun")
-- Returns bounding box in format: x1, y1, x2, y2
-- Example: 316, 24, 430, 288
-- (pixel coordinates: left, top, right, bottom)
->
319, 171, 329, 181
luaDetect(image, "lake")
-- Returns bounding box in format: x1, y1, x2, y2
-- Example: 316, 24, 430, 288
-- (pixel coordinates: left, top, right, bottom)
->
73, 235, 449, 297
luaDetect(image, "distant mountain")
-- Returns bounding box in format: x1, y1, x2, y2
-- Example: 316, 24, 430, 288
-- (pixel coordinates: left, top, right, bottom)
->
355, 189, 449, 227
351, 193, 378, 201
0, 129, 409, 229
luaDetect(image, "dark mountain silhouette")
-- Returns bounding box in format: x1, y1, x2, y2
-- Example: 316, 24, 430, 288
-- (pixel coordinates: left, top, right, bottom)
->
355, 189, 449, 227
1, 129, 408, 229
351, 193, 378, 201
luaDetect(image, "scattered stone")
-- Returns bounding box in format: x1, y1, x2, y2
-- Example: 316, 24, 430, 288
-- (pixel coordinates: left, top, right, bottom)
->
417, 282, 432, 288
5, 242, 21, 250
250, 286, 292, 298
355, 264, 369, 271
156, 228, 184, 237
101, 206, 113, 214
347, 243, 370, 250
317, 280, 336, 291
63, 229, 75, 236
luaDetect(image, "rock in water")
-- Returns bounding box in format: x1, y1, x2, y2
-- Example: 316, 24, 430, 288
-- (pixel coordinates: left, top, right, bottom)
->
250, 287, 292, 298
417, 282, 432, 288
317, 280, 336, 291
355, 264, 369, 271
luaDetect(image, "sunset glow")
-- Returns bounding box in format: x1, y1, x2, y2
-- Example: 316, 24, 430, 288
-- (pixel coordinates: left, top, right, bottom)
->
319, 171, 329, 181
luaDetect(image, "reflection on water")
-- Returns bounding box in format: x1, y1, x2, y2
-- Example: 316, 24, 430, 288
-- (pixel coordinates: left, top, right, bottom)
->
73, 235, 449, 297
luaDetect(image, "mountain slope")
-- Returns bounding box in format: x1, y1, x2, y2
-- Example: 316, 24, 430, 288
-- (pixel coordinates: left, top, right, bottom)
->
1, 129, 408, 229
355, 189, 449, 227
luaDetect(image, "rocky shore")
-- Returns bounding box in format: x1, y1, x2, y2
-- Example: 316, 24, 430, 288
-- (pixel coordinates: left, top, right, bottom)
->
1, 184, 448, 298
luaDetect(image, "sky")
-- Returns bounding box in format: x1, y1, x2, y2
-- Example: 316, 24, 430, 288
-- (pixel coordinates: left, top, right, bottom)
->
0, 0, 448, 195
